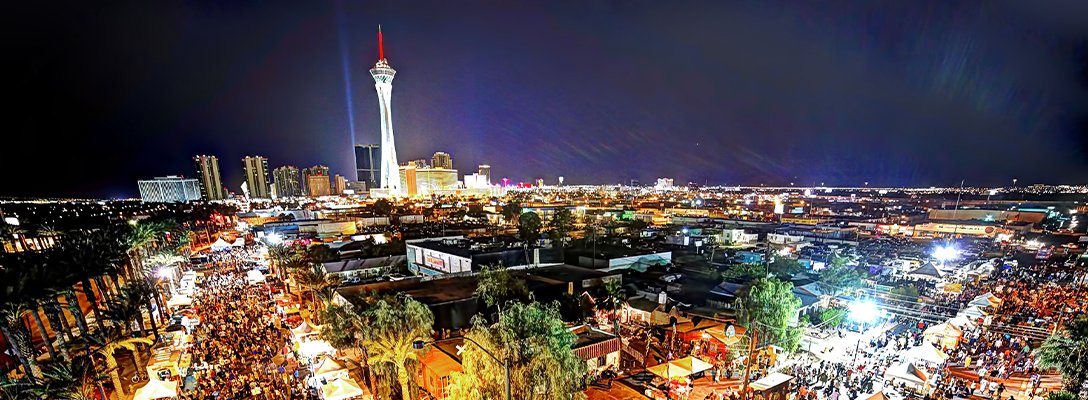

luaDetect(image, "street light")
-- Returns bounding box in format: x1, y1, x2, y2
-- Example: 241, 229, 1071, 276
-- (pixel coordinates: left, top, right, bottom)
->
414, 337, 510, 400
932, 246, 957, 264
848, 300, 879, 365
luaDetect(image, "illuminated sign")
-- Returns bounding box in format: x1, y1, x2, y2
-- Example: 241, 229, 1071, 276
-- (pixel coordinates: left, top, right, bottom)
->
425, 256, 444, 269
781, 217, 820, 225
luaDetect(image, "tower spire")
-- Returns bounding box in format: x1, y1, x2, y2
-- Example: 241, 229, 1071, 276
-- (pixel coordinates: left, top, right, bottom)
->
378, 24, 384, 60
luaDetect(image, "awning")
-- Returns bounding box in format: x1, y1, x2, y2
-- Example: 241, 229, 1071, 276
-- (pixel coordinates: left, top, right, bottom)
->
750, 372, 794, 391
646, 356, 713, 379
313, 355, 347, 379
291, 321, 322, 337
321, 377, 370, 400
905, 342, 948, 363
923, 323, 962, 338
886, 362, 927, 386
132, 379, 178, 400
166, 295, 193, 307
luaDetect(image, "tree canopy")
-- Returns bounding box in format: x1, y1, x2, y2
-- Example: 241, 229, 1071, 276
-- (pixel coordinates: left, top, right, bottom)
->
720, 263, 766, 282
446, 302, 588, 400
1036, 316, 1088, 391
768, 257, 805, 278
740, 278, 805, 352
518, 212, 543, 244
474, 263, 529, 311
548, 208, 575, 246
818, 263, 862, 296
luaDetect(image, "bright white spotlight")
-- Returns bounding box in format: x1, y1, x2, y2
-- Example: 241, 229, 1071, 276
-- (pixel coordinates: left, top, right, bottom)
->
266, 233, 283, 244
849, 301, 878, 323
932, 246, 958, 262
156, 269, 172, 278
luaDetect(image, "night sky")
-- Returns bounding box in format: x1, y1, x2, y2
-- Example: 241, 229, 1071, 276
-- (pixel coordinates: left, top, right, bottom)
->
6, 0, 1088, 198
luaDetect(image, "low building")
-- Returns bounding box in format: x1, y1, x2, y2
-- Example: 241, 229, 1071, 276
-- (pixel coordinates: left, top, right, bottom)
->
569, 325, 621, 373
138, 176, 202, 203
405, 236, 562, 276
320, 255, 406, 281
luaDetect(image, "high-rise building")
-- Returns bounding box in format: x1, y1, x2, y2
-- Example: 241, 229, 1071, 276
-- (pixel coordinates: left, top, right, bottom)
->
242, 156, 271, 199
354, 144, 380, 189
307, 175, 331, 197
273, 166, 301, 197
416, 168, 458, 195
138, 176, 202, 203
431, 152, 453, 169
478, 165, 491, 185
193, 155, 224, 201
300, 165, 330, 196
333, 175, 347, 194
464, 173, 488, 189
398, 165, 418, 196
409, 159, 429, 168
371, 27, 400, 193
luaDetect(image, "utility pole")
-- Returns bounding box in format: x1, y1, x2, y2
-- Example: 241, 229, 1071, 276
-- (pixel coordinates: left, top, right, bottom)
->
741, 326, 759, 399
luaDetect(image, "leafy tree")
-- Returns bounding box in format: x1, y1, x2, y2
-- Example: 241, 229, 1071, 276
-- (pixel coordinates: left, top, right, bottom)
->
740, 278, 804, 352
820, 308, 846, 328
296, 265, 342, 310
557, 292, 592, 323
474, 263, 529, 313
361, 298, 434, 400
306, 243, 340, 263
818, 263, 862, 296
446, 302, 588, 400
720, 263, 766, 282
768, 257, 804, 278
517, 212, 543, 244
549, 208, 575, 246
888, 286, 921, 303
1036, 316, 1088, 391
596, 280, 627, 318
501, 203, 523, 224
373, 199, 395, 216
1047, 391, 1078, 400
318, 302, 380, 393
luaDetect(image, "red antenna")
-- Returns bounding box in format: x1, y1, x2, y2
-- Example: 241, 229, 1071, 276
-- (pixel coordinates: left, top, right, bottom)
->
378, 24, 384, 60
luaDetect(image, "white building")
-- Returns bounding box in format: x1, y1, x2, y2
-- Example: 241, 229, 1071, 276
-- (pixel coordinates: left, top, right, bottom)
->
371, 27, 400, 194
138, 176, 201, 203
655, 178, 674, 190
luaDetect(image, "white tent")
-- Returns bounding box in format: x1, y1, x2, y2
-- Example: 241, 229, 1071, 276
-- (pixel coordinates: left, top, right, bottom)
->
885, 362, 927, 387
313, 355, 348, 379
247, 269, 266, 283
947, 316, 977, 330
960, 306, 988, 319
210, 238, 232, 252
232, 238, 245, 247
905, 342, 949, 364
166, 295, 193, 307
292, 321, 322, 337
968, 296, 999, 308
132, 379, 179, 400
321, 377, 369, 400
976, 292, 1002, 304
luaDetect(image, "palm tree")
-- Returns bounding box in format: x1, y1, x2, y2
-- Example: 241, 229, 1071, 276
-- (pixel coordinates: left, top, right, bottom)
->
76, 332, 153, 397
56, 233, 127, 334
597, 279, 628, 332
295, 266, 342, 313
268, 243, 297, 291
2, 224, 29, 252
4, 354, 107, 400
1036, 316, 1088, 392
361, 298, 434, 400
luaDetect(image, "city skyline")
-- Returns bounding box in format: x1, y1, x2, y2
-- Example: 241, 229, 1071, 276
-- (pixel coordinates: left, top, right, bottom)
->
4, 1, 1088, 198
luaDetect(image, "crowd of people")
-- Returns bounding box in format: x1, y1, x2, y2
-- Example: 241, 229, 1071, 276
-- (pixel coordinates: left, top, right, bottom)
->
177, 250, 318, 400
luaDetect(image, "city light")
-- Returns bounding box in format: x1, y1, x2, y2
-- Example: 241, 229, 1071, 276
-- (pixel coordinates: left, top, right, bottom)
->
156, 268, 172, 278
849, 300, 878, 323
266, 232, 283, 244
932, 246, 958, 262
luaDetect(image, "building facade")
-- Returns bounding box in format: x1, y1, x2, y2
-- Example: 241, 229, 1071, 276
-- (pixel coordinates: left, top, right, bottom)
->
242, 156, 271, 199
138, 176, 202, 203
416, 168, 458, 195
354, 144, 380, 189
300, 165, 330, 195
431, 152, 453, 169
333, 174, 347, 194
307, 175, 332, 197
193, 155, 224, 200
399, 165, 418, 196
371, 28, 400, 193
273, 166, 301, 197
478, 165, 491, 185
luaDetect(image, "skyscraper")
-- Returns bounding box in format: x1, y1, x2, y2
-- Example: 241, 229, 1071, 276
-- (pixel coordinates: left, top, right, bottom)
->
371, 26, 400, 193
333, 174, 347, 194
478, 165, 491, 185
273, 166, 301, 197
354, 144, 380, 189
193, 155, 224, 200
307, 175, 331, 197
138, 176, 202, 203
242, 156, 271, 199
301, 165, 330, 197
431, 152, 453, 169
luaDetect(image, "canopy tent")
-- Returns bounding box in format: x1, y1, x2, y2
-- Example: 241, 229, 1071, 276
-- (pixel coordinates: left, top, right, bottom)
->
166, 295, 193, 308
705, 324, 747, 346
292, 321, 322, 337
210, 238, 232, 252
968, 296, 999, 308
321, 377, 370, 400
749, 372, 794, 391
960, 306, 988, 319
232, 238, 245, 247
908, 263, 944, 280
297, 340, 336, 359
976, 292, 1002, 304
132, 379, 179, 400
646, 356, 713, 379
313, 355, 347, 379
861, 392, 891, 400
923, 322, 963, 349
905, 342, 949, 364
885, 362, 927, 387
947, 316, 977, 330
247, 269, 266, 283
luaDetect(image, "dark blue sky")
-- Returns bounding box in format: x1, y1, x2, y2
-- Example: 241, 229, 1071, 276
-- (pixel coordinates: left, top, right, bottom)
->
5, 0, 1088, 198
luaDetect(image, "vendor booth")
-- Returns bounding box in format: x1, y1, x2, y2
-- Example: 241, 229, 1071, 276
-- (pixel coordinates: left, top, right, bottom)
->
905, 342, 949, 364
922, 323, 962, 349
321, 376, 371, 400
210, 238, 232, 252
132, 379, 179, 400
885, 362, 927, 389
644, 356, 713, 400
749, 372, 794, 400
